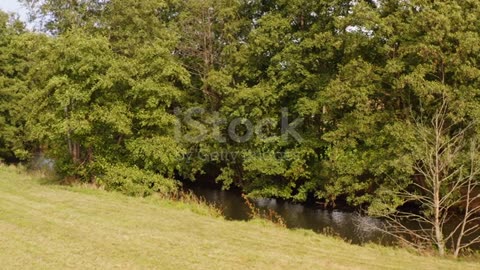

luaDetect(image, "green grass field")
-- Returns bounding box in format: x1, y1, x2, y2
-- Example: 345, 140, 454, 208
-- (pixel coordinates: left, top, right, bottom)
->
0, 165, 479, 269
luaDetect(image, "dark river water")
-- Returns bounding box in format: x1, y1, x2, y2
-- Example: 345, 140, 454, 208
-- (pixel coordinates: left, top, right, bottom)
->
187, 185, 389, 245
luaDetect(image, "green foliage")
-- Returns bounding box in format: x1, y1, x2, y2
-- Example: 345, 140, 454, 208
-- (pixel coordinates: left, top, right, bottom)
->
9, 1, 190, 196
1, 0, 480, 216
98, 164, 178, 197
0, 12, 39, 161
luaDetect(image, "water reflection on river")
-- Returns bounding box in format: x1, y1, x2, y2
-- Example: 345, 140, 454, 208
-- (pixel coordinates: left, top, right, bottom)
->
188, 186, 389, 245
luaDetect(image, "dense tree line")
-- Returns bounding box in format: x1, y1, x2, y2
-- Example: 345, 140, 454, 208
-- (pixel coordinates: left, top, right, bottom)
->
1, 0, 480, 232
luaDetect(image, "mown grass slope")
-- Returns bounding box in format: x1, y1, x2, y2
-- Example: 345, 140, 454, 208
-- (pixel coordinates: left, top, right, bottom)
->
0, 165, 479, 269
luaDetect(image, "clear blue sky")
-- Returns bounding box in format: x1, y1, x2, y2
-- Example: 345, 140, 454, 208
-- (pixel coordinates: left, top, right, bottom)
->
0, 0, 28, 21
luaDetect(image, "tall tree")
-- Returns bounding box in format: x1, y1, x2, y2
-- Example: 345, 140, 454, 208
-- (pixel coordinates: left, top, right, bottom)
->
314, 0, 480, 206
0, 11, 38, 161
208, 0, 354, 199
173, 0, 248, 108
23, 0, 190, 195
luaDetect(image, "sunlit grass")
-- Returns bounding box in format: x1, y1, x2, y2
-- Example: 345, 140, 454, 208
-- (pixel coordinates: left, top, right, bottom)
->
0, 164, 478, 269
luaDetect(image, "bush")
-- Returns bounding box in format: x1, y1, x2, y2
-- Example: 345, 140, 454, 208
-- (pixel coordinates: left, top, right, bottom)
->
98, 164, 179, 197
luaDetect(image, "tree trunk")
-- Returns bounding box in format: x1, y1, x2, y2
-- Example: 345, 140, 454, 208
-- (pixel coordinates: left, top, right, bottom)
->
72, 142, 81, 164
87, 146, 95, 183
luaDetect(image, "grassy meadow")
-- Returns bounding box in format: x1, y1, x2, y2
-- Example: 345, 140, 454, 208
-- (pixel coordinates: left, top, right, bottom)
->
0, 165, 479, 269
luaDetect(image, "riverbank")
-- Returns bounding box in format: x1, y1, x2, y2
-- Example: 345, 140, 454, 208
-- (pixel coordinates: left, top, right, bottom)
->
0, 165, 478, 269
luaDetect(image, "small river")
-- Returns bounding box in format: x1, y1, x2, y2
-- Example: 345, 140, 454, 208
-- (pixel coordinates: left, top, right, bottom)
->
187, 185, 390, 245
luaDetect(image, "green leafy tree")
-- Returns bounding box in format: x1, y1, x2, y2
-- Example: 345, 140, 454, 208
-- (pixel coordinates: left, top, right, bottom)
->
313, 0, 480, 207
209, 0, 353, 200
22, 0, 190, 195
0, 11, 38, 161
